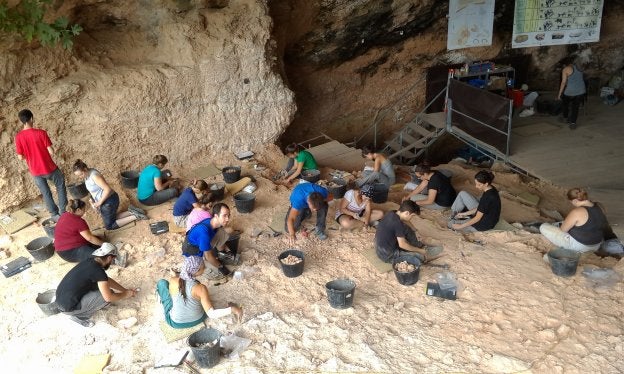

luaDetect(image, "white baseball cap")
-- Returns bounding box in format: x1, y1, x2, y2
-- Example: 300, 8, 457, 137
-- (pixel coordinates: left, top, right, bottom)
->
92, 242, 118, 257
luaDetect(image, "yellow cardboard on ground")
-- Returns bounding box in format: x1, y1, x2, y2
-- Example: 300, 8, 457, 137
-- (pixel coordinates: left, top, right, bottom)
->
0, 210, 37, 234
493, 218, 517, 231
74, 354, 110, 374
159, 320, 203, 343
269, 208, 289, 234
225, 177, 252, 196
361, 246, 393, 273
191, 164, 222, 179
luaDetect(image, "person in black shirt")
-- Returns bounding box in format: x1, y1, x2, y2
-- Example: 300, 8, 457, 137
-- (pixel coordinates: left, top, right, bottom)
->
405, 164, 456, 210
375, 200, 431, 263
56, 243, 138, 327
448, 170, 501, 232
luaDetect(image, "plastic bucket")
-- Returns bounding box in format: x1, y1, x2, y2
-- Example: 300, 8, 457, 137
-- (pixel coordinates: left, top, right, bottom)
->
26, 237, 55, 262
371, 183, 389, 204
301, 169, 320, 183
187, 328, 221, 368
326, 178, 347, 199
36, 289, 60, 316
209, 182, 225, 201
278, 249, 305, 278
67, 182, 89, 199
222, 166, 241, 183
325, 279, 356, 309
510, 89, 524, 108
233, 192, 255, 213
225, 232, 241, 253
392, 255, 421, 286
42, 218, 56, 239
120, 170, 140, 189
547, 248, 580, 277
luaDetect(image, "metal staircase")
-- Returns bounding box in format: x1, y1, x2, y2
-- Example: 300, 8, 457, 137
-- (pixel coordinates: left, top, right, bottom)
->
383, 112, 447, 164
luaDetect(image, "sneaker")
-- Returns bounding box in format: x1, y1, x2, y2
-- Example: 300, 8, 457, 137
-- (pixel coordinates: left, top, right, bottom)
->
569, 122, 577, 130
50, 214, 61, 223
518, 108, 534, 117
128, 205, 147, 218
314, 229, 328, 240
69, 316, 94, 328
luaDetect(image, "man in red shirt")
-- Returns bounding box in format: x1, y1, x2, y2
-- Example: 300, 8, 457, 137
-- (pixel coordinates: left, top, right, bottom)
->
15, 109, 67, 221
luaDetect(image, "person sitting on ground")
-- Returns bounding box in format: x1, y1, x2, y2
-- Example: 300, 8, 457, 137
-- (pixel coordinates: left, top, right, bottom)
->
356, 144, 395, 188
404, 163, 456, 210
539, 188, 608, 253
137, 155, 180, 206
54, 199, 105, 263
282, 143, 319, 184
156, 256, 242, 328
335, 184, 384, 230
55, 243, 138, 327
375, 200, 431, 263
14, 109, 67, 221
73, 159, 147, 230
448, 170, 501, 232
173, 179, 209, 227
285, 182, 329, 244
182, 203, 233, 277
186, 193, 215, 232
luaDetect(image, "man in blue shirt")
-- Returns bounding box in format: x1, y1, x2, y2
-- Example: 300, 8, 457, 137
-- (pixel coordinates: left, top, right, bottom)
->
182, 203, 231, 276
285, 183, 329, 245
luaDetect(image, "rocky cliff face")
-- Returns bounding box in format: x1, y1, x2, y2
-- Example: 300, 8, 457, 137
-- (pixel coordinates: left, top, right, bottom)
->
0, 0, 295, 212
273, 0, 624, 145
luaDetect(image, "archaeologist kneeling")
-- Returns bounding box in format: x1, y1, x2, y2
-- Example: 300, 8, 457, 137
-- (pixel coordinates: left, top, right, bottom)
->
285, 183, 330, 244
375, 200, 436, 263
156, 256, 243, 328
182, 203, 233, 277
55, 243, 138, 328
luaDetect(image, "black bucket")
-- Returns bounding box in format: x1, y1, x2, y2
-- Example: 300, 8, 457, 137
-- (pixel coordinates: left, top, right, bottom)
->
278, 249, 305, 278
233, 192, 255, 213
36, 290, 60, 316
301, 169, 321, 183
209, 182, 226, 201
325, 279, 356, 309
326, 178, 347, 199
42, 218, 56, 239
225, 232, 241, 253
120, 170, 140, 189
222, 166, 241, 184
548, 248, 580, 277
187, 328, 221, 368
67, 182, 89, 199
371, 183, 389, 204
26, 237, 55, 262
392, 255, 421, 286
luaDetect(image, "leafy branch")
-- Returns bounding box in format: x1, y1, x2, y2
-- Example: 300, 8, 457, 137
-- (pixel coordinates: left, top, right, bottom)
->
0, 0, 82, 49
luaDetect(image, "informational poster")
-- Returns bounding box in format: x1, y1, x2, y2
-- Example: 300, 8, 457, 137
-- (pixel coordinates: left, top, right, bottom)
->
447, 0, 495, 50
512, 0, 604, 48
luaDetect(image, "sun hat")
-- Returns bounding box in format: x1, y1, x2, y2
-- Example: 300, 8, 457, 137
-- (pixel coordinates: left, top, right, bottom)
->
92, 242, 118, 257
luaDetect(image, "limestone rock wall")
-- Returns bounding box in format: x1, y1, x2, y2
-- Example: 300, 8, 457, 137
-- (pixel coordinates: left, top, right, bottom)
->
0, 0, 295, 212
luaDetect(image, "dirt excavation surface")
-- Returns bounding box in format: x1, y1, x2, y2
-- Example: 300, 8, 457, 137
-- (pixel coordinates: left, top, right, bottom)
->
1, 155, 622, 373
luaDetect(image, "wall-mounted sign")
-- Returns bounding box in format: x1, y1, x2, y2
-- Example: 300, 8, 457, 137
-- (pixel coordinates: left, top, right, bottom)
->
512, 0, 604, 48
447, 0, 495, 50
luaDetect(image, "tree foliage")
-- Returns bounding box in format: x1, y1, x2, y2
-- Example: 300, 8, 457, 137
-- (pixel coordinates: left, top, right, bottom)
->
0, 0, 82, 49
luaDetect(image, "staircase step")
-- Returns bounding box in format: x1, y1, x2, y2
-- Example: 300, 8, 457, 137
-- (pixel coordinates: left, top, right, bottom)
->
398, 132, 421, 145
418, 112, 447, 129
407, 122, 435, 138
385, 141, 418, 158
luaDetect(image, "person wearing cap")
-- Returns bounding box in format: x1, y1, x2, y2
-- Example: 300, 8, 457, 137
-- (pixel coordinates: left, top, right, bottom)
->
55, 243, 138, 327
285, 182, 329, 244
375, 200, 439, 263
335, 184, 384, 230
156, 256, 243, 328
181, 203, 233, 277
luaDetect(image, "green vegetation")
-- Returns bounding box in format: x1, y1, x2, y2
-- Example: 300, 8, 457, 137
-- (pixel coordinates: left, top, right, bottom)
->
0, 0, 82, 49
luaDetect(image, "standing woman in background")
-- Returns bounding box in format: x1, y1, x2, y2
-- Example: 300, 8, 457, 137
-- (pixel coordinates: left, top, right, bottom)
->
73, 160, 146, 230
557, 57, 586, 130
137, 155, 180, 206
